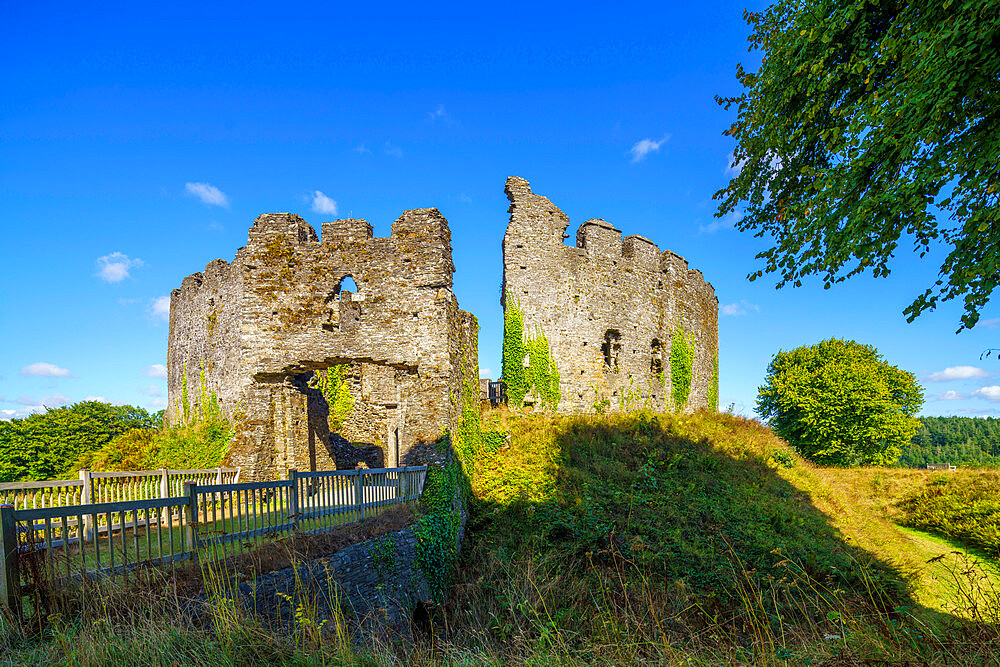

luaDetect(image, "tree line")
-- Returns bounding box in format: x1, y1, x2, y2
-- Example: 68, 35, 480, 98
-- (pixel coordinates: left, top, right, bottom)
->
899, 416, 1000, 468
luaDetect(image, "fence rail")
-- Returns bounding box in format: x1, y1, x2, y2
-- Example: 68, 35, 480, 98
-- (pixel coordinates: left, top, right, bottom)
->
0, 465, 426, 615
0, 467, 240, 513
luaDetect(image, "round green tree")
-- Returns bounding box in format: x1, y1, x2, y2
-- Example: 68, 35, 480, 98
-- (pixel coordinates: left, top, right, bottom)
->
756, 339, 923, 466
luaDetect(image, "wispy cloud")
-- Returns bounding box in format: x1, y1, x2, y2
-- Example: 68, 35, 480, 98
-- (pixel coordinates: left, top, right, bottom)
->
480, 368, 492, 378
140, 385, 164, 398
699, 208, 744, 234
927, 366, 989, 382
185, 182, 230, 208
150, 296, 170, 323
426, 104, 455, 124
725, 152, 745, 177
84, 395, 107, 402
975, 318, 1000, 329
353, 144, 372, 155
384, 142, 403, 158
144, 364, 168, 379
720, 300, 760, 317
96, 252, 144, 283
0, 406, 44, 420
629, 135, 669, 163
938, 390, 964, 400
311, 190, 338, 215
21, 362, 72, 377
149, 397, 168, 409
972, 386, 1000, 401
13, 393, 71, 408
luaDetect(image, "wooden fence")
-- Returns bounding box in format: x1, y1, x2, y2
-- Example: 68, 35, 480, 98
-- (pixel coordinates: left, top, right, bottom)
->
0, 466, 426, 615
0, 467, 241, 512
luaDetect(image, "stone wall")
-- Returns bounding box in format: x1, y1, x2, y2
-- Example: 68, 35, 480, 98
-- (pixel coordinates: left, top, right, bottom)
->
168, 210, 478, 480
501, 176, 718, 413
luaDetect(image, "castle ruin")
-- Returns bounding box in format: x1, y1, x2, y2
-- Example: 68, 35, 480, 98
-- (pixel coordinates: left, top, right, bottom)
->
501, 176, 718, 413
167, 210, 478, 481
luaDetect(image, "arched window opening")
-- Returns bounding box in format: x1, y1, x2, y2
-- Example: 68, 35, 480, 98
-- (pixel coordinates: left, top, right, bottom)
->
602, 329, 621, 372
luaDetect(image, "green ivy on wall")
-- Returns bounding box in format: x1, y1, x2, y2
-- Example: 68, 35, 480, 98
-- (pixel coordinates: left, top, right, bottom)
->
414, 454, 463, 603
502, 293, 560, 409
502, 295, 529, 406
709, 353, 719, 411
311, 365, 354, 431
670, 327, 695, 411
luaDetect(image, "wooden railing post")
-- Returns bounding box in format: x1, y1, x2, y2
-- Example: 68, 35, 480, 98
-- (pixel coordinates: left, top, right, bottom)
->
398, 466, 408, 500
0, 505, 20, 616
79, 468, 94, 543
354, 469, 364, 521
158, 468, 169, 526
287, 469, 299, 531
184, 481, 199, 555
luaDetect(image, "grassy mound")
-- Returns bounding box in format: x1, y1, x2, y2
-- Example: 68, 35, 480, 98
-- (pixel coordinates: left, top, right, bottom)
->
450, 410, 930, 661
895, 470, 1000, 557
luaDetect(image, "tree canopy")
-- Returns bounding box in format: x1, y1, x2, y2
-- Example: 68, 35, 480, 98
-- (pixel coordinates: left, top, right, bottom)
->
0, 401, 160, 482
757, 338, 923, 465
715, 0, 999, 330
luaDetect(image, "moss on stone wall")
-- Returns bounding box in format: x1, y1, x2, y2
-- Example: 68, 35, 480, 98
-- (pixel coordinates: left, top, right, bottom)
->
709, 353, 719, 411
670, 327, 695, 411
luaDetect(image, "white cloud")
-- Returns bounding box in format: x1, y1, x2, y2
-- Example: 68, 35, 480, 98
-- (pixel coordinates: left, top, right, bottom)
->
353, 144, 372, 155
144, 364, 168, 378
84, 395, 107, 402
38, 393, 71, 407
629, 135, 669, 163
720, 300, 760, 317
975, 318, 1000, 329
479, 368, 492, 378
96, 252, 144, 283
939, 390, 964, 401
972, 386, 1000, 401
927, 366, 989, 382
384, 142, 403, 158
426, 104, 455, 124
700, 207, 744, 234
150, 296, 170, 322
149, 397, 168, 409
21, 362, 71, 377
311, 190, 338, 215
140, 385, 164, 398
0, 406, 44, 420
725, 152, 745, 177
185, 182, 230, 208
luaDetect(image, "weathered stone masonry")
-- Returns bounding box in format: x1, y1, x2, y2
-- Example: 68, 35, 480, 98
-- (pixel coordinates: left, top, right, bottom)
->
502, 176, 718, 413
168, 210, 478, 480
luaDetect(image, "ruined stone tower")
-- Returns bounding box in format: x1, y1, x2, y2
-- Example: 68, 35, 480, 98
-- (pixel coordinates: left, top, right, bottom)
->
502, 177, 718, 414
167, 210, 478, 480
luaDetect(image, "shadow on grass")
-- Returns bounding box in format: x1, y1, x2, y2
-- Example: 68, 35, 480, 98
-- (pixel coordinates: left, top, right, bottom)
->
447, 411, 999, 662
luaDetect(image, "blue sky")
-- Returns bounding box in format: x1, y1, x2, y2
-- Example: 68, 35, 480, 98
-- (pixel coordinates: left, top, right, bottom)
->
3, 0, 999, 421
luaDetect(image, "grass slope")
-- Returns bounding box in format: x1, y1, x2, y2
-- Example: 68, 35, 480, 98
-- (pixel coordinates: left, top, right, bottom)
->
447, 410, 1000, 663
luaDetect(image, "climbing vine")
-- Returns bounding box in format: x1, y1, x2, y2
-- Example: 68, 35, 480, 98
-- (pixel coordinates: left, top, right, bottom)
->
502, 293, 560, 409
502, 294, 529, 406
414, 457, 463, 603
369, 536, 397, 583
670, 327, 695, 411
709, 352, 719, 411
310, 365, 354, 431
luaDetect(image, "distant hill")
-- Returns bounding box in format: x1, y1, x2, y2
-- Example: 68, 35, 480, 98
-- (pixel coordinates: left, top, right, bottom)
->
900, 416, 1000, 468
